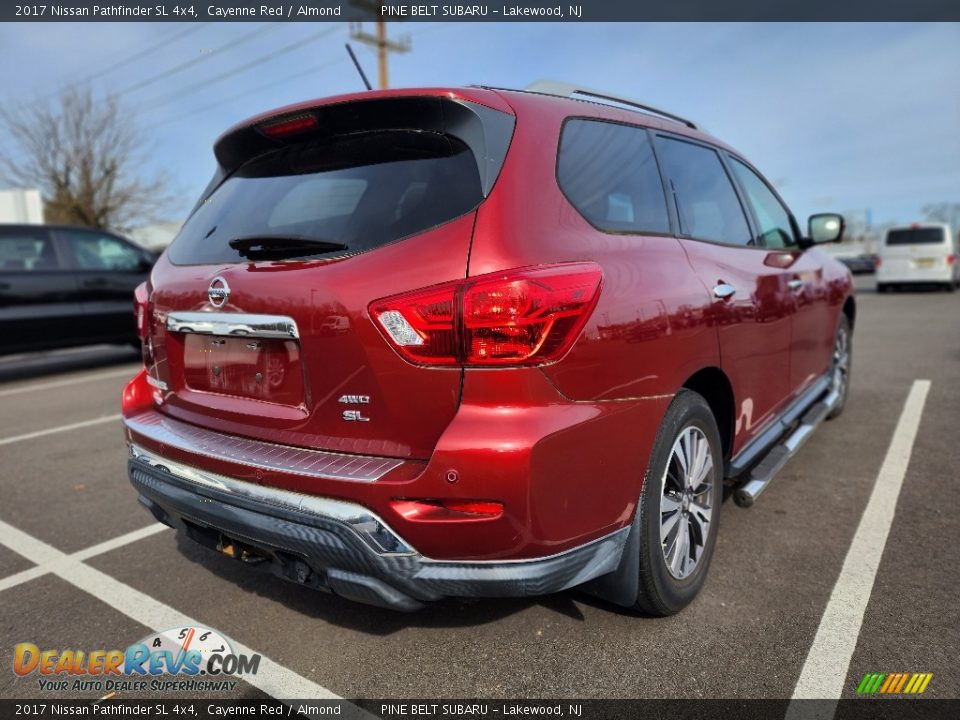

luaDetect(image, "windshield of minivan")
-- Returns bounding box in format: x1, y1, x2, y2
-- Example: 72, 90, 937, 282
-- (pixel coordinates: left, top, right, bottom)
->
167, 130, 483, 265
885, 228, 945, 246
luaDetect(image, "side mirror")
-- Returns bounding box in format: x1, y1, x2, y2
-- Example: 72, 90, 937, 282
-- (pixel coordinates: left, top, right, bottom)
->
807, 213, 845, 245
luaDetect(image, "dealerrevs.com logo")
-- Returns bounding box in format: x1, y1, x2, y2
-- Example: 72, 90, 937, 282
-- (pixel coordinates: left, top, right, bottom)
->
13, 626, 260, 693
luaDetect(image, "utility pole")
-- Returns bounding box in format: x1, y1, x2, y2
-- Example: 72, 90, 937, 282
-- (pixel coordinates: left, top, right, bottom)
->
348, 8, 411, 89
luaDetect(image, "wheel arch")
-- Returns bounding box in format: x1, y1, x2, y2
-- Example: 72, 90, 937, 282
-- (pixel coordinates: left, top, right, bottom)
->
842, 295, 856, 329
681, 367, 734, 463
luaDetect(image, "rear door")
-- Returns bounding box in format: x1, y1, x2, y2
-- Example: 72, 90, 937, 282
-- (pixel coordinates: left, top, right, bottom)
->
57, 228, 152, 343
0, 226, 82, 354
653, 135, 794, 444
726, 156, 833, 394
146, 95, 515, 461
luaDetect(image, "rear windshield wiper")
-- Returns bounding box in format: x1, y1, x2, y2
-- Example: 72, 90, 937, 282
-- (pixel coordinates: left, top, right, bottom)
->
227, 235, 349, 260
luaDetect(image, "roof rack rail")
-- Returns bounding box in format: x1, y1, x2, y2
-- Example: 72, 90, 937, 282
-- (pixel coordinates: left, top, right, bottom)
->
522, 80, 702, 131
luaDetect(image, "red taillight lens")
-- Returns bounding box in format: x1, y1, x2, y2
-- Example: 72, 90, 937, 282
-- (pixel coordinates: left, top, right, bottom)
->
259, 113, 318, 139
133, 282, 149, 341
370, 263, 602, 367
390, 499, 504, 522
121, 369, 154, 416
947, 254, 955, 266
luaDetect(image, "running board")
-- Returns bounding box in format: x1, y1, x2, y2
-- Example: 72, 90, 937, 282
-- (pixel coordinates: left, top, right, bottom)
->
733, 387, 841, 508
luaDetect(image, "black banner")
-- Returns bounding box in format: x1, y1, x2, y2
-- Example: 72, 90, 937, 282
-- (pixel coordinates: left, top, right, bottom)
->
2, 0, 958, 22
3, 699, 960, 720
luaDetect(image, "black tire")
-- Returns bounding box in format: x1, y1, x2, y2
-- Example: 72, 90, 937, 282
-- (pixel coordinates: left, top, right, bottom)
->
944, 282, 955, 293
826, 314, 852, 420
633, 389, 722, 616
876, 283, 887, 294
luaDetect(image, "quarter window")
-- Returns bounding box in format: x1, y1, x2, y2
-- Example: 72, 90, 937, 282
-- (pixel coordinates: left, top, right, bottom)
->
557, 119, 670, 234
654, 137, 751, 246
729, 158, 797, 249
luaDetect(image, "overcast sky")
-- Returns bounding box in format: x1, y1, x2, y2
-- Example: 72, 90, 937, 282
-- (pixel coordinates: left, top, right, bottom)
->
1, 21, 957, 227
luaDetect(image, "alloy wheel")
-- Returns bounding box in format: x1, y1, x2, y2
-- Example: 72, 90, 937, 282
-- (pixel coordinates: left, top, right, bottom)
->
659, 426, 715, 580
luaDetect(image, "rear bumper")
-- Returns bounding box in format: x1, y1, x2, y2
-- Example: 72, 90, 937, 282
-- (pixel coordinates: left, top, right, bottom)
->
127, 446, 629, 611
876, 266, 954, 283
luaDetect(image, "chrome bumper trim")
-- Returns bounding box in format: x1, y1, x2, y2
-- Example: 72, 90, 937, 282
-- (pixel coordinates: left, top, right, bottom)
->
166, 311, 300, 341
130, 444, 416, 556
123, 409, 404, 483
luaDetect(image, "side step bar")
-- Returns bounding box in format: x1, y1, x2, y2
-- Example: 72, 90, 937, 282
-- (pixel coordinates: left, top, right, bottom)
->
733, 387, 841, 508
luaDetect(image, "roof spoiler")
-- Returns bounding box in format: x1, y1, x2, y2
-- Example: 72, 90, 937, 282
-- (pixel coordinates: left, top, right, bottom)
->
210, 96, 515, 199
523, 80, 703, 132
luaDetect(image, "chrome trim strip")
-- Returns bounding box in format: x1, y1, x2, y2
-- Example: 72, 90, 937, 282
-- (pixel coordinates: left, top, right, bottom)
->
124, 409, 404, 483
166, 311, 300, 340
130, 444, 416, 556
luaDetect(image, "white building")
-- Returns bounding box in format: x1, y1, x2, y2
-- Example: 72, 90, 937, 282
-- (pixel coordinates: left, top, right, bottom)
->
0, 188, 43, 224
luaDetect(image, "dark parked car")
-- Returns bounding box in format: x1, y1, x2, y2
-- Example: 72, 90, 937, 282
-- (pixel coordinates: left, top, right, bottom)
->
122, 83, 854, 615
0, 224, 157, 355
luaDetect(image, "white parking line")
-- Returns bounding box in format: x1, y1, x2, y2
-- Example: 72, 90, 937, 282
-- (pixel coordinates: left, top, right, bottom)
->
0, 524, 169, 593
0, 414, 122, 446
0, 517, 341, 701
788, 379, 931, 711
0, 367, 138, 398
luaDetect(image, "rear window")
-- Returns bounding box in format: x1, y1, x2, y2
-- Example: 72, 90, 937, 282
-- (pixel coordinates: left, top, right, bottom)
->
557, 119, 670, 235
885, 228, 946, 246
168, 130, 483, 265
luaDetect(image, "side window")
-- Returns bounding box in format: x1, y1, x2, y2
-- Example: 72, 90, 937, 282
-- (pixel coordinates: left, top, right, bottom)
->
557, 119, 670, 234
654, 137, 751, 246
729, 158, 797, 249
0, 230, 60, 271
62, 231, 143, 271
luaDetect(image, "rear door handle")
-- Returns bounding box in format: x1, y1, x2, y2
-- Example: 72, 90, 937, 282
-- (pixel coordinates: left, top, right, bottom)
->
713, 283, 736, 299
788, 279, 804, 291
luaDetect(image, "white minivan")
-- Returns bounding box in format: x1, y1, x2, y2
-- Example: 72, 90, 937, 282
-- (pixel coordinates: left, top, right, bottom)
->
877, 223, 959, 292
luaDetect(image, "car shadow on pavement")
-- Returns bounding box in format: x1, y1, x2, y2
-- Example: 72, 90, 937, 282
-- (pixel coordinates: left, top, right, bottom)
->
173, 533, 623, 633
0, 345, 140, 383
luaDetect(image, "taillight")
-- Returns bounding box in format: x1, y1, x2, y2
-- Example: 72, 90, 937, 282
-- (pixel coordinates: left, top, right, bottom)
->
370, 263, 603, 367
390, 499, 504, 522
133, 282, 149, 341
874, 256, 882, 268
121, 369, 154, 416
259, 113, 318, 139
948, 254, 955, 266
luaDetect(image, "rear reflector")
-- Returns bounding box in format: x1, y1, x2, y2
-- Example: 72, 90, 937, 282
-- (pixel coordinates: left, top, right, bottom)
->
370, 263, 602, 367
259, 114, 318, 139
390, 499, 504, 522
133, 282, 149, 340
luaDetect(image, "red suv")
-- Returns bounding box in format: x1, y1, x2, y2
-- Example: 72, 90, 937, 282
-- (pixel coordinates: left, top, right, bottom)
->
122, 83, 854, 615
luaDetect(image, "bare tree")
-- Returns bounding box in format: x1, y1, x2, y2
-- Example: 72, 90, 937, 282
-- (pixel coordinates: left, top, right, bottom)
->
0, 86, 172, 232
922, 202, 960, 231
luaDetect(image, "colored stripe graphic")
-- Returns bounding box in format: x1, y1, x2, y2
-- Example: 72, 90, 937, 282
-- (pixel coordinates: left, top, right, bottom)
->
857, 672, 932, 694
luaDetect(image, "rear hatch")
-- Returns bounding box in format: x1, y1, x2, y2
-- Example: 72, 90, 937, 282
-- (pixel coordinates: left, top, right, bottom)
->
882, 226, 950, 275
145, 92, 515, 460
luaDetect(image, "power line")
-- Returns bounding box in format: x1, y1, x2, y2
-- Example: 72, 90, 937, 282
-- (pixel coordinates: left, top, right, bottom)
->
149, 57, 349, 128
138, 26, 342, 112
115, 22, 282, 96
33, 24, 206, 103
145, 22, 449, 129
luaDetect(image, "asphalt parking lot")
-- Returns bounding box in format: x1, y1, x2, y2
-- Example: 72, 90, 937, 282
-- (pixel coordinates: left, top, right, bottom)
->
0, 275, 957, 703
